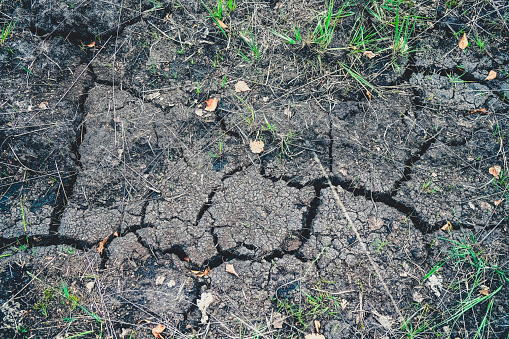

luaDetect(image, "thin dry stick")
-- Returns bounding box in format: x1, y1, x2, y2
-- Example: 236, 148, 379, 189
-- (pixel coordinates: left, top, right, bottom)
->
313, 152, 403, 322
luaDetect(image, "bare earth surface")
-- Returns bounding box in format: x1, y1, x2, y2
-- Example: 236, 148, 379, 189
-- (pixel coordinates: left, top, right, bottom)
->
1, 0, 508, 338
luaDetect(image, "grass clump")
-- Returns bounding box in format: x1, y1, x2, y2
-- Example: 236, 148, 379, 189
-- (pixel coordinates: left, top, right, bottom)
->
402, 233, 508, 338
273, 0, 354, 51
0, 20, 16, 45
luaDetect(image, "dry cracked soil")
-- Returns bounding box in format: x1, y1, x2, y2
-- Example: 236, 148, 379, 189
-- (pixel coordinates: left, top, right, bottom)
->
0, 0, 509, 338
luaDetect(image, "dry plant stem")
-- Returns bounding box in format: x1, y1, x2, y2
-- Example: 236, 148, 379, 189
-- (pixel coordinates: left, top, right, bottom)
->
313, 152, 403, 322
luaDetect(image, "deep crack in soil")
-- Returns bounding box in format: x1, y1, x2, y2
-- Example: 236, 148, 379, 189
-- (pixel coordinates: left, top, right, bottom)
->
1, 0, 509, 338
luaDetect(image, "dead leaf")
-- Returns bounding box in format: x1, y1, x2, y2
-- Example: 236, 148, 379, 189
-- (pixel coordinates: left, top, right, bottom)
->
366, 91, 371, 100
314, 320, 321, 333
216, 19, 228, 29
272, 312, 284, 329
38, 102, 48, 109
479, 285, 490, 296
458, 33, 468, 50
485, 70, 496, 81
113, 231, 119, 237
412, 290, 424, 303
155, 275, 165, 285
190, 267, 210, 277
363, 50, 376, 59
152, 324, 165, 339
305, 334, 325, 339
86, 41, 96, 48
372, 310, 393, 330
183, 257, 190, 262
441, 221, 452, 231
235, 80, 251, 92
425, 274, 443, 297
250, 139, 264, 154
86, 281, 95, 293
197, 293, 214, 324
468, 108, 488, 115
494, 199, 504, 206
204, 98, 218, 111
489, 165, 501, 179
225, 263, 240, 278
97, 236, 108, 254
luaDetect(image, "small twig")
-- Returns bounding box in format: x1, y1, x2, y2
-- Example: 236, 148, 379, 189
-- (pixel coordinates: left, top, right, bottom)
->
313, 152, 403, 321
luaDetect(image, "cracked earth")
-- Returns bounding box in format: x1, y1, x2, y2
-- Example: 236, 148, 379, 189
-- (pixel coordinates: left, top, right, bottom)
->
1, 0, 508, 338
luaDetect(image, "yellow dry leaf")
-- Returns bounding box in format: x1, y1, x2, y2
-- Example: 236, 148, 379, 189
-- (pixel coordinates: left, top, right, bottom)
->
305, 334, 325, 339
489, 165, 501, 179
494, 199, 504, 206
152, 324, 166, 339
479, 285, 489, 296
363, 50, 376, 59
458, 33, 468, 50
441, 222, 452, 231
250, 139, 264, 154
97, 236, 108, 254
235, 80, 251, 92
191, 267, 210, 277
225, 263, 240, 277
216, 19, 228, 29
485, 70, 497, 81
204, 98, 218, 111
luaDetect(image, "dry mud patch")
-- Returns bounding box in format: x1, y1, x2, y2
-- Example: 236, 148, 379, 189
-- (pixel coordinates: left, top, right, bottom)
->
1, 0, 509, 338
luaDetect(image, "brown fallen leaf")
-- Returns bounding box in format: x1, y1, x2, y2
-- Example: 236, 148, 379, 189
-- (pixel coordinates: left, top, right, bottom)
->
38, 102, 49, 109
225, 263, 240, 278
366, 91, 371, 100
489, 165, 501, 179
97, 236, 108, 254
191, 267, 210, 277
216, 19, 228, 29
152, 324, 166, 339
479, 285, 490, 296
485, 70, 496, 81
441, 222, 452, 231
250, 139, 264, 154
235, 80, 251, 92
468, 108, 488, 115
363, 50, 376, 59
113, 231, 119, 237
86, 41, 96, 48
305, 334, 325, 339
494, 199, 504, 206
458, 33, 468, 50
204, 98, 218, 111
183, 257, 190, 262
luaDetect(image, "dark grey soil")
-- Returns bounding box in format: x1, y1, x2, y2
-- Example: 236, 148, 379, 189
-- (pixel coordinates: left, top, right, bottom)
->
1, 0, 508, 338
